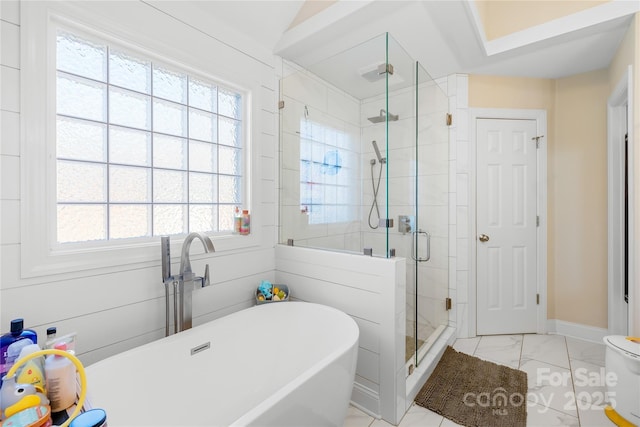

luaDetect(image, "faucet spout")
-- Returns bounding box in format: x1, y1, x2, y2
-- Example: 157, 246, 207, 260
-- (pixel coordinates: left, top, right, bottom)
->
179, 232, 215, 277
177, 232, 215, 333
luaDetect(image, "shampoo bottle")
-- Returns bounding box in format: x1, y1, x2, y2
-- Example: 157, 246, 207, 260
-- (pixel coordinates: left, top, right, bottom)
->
0, 319, 38, 385
233, 206, 242, 234
45, 343, 76, 412
240, 209, 250, 235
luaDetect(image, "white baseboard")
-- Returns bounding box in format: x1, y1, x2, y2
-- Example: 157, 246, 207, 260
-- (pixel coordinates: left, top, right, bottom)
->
350, 382, 380, 419
546, 319, 608, 344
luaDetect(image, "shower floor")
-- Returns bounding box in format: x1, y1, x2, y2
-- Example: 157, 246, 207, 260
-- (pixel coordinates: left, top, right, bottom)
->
405, 335, 425, 362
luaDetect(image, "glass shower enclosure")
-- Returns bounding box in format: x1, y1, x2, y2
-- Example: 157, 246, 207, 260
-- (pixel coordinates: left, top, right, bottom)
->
279, 33, 449, 369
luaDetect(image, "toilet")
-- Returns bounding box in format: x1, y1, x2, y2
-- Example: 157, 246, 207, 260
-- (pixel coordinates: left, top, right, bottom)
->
603, 335, 640, 426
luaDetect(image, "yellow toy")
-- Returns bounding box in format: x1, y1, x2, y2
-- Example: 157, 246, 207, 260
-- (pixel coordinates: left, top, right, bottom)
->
5, 349, 87, 427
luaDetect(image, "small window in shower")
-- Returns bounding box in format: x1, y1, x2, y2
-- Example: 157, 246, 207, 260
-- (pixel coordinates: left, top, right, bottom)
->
299, 120, 358, 225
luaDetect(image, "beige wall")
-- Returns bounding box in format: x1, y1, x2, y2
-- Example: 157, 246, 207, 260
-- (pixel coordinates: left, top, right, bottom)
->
469, 71, 610, 329
475, 0, 610, 40
553, 70, 610, 328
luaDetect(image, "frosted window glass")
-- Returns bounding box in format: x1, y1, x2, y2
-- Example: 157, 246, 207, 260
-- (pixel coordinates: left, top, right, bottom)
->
57, 30, 107, 82
300, 183, 311, 205
55, 28, 245, 242
189, 205, 217, 233
312, 143, 325, 163
218, 146, 241, 175
189, 108, 216, 143
57, 204, 106, 243
218, 205, 235, 232
153, 205, 187, 235
109, 49, 151, 94
57, 116, 106, 162
57, 160, 106, 203
324, 185, 337, 203
218, 88, 242, 119
109, 166, 151, 203
300, 160, 311, 182
219, 175, 241, 203
110, 87, 151, 130
218, 117, 241, 147
189, 172, 216, 203
153, 99, 187, 137
153, 135, 187, 170
57, 73, 107, 122
300, 140, 312, 161
109, 126, 151, 166
109, 205, 150, 239
153, 170, 186, 203
153, 66, 187, 103
189, 79, 217, 113
189, 141, 216, 173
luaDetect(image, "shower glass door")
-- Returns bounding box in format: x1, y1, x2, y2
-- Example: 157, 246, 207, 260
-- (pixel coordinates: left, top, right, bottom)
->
409, 62, 449, 367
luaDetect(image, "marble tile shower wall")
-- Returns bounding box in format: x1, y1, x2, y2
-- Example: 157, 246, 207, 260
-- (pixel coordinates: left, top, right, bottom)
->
279, 63, 363, 251
447, 74, 471, 338
0, 1, 278, 365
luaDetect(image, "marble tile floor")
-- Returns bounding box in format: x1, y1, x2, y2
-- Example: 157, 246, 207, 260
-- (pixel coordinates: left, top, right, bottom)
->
344, 334, 614, 427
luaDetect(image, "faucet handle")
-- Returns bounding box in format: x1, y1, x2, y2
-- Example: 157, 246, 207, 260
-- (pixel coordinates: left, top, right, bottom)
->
203, 264, 210, 287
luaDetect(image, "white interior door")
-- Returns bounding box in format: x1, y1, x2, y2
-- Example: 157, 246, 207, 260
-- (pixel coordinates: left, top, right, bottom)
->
476, 118, 538, 335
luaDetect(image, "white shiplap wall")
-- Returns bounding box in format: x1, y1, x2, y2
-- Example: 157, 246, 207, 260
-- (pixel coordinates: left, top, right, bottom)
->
275, 244, 407, 424
0, 0, 278, 366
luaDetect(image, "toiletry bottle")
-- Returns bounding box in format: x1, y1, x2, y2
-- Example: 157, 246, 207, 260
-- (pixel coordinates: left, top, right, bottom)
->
44, 343, 76, 412
1, 319, 38, 386
16, 343, 46, 394
45, 327, 57, 349
233, 206, 242, 234
240, 209, 250, 235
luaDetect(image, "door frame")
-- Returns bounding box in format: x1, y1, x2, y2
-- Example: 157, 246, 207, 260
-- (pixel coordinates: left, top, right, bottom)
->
469, 108, 548, 336
607, 65, 634, 335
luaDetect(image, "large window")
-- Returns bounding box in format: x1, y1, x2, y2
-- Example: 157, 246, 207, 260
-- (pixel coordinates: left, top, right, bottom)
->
299, 119, 358, 225
56, 29, 244, 243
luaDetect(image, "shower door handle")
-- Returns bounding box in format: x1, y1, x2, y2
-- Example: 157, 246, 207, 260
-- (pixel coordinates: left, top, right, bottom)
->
411, 230, 431, 262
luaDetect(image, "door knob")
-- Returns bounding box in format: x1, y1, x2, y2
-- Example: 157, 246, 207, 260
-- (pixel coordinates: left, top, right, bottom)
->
479, 234, 490, 242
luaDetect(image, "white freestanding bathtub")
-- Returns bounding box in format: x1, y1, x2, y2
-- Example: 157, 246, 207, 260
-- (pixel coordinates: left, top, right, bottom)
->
85, 302, 359, 426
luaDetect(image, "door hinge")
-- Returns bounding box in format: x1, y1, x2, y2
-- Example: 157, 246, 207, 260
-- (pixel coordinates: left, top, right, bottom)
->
278, 100, 285, 109
536, 215, 540, 227
446, 113, 453, 126
445, 297, 452, 310
532, 135, 544, 148
536, 294, 540, 305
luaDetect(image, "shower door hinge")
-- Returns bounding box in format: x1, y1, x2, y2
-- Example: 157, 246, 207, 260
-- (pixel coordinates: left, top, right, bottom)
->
446, 113, 452, 126
278, 100, 285, 109
445, 297, 452, 310
536, 294, 540, 305
378, 63, 394, 76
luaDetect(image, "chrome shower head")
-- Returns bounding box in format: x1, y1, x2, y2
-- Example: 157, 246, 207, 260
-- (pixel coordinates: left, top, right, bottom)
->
367, 109, 399, 124
371, 140, 385, 164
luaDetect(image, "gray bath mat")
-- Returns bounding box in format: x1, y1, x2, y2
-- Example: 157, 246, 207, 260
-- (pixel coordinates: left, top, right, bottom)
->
415, 346, 527, 427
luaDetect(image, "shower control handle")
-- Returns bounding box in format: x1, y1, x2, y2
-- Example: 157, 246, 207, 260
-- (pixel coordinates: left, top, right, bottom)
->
411, 230, 431, 262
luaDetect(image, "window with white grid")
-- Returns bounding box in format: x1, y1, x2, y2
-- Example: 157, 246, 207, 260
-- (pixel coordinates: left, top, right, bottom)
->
55, 29, 244, 243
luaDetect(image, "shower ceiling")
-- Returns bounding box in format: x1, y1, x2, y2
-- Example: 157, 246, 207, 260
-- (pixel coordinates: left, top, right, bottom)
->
303, 34, 416, 100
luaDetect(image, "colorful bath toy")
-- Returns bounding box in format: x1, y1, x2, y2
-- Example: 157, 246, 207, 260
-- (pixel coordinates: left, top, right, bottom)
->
258, 280, 273, 299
